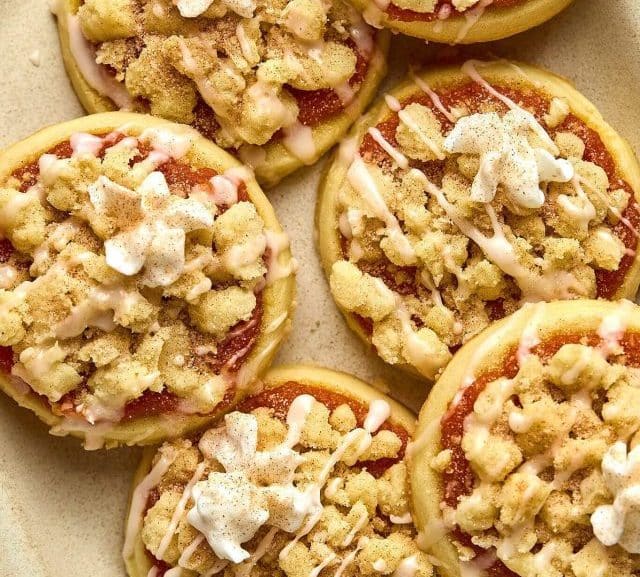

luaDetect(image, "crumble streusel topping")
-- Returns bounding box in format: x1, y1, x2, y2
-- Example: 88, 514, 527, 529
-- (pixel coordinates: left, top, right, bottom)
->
431, 338, 640, 576
67, 0, 373, 149
330, 62, 633, 380
133, 393, 433, 576
0, 126, 279, 424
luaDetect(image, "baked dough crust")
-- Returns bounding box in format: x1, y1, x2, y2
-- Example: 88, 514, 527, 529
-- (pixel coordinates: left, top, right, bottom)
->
0, 112, 296, 448
53, 0, 390, 188
410, 299, 640, 577
350, 0, 574, 44
124, 364, 417, 577
316, 60, 640, 380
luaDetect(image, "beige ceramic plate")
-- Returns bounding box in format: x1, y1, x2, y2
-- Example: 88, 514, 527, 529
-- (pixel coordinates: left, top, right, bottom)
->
1, 0, 639, 576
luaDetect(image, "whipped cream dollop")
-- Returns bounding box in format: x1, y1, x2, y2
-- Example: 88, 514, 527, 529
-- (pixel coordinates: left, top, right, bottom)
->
187, 400, 317, 563
89, 171, 214, 287
188, 471, 270, 563
443, 109, 574, 209
175, 0, 256, 18
591, 441, 640, 553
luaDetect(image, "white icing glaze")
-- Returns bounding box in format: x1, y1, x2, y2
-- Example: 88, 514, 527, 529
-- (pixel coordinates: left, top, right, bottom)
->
284, 394, 316, 447
390, 512, 413, 524
334, 537, 369, 577
67, 16, 133, 110
54, 286, 146, 339
508, 411, 532, 434
419, 269, 443, 308
209, 175, 239, 207
175, 0, 213, 17
411, 73, 457, 123
189, 400, 316, 562
368, 127, 409, 169
466, 303, 537, 389
0, 265, 18, 289
393, 554, 419, 577
38, 153, 66, 185
373, 559, 388, 572
398, 108, 445, 161
462, 60, 559, 155
557, 176, 597, 235
282, 122, 317, 165
235, 22, 260, 66
516, 302, 545, 365
341, 508, 370, 546
348, 7, 374, 56
325, 477, 343, 499
233, 526, 277, 577
223, 231, 267, 279
415, 170, 584, 302
12, 343, 68, 400
139, 127, 194, 160
591, 441, 640, 553
156, 461, 207, 560
598, 300, 633, 356
364, 399, 392, 432
580, 176, 640, 240
123, 447, 178, 559
396, 302, 446, 378
176, 0, 256, 18
279, 399, 390, 559
178, 534, 205, 569
455, 0, 494, 43
309, 552, 337, 577
70, 132, 104, 157
385, 94, 402, 113
347, 155, 416, 264
265, 230, 297, 284
335, 81, 356, 106
188, 470, 271, 563
463, 376, 516, 463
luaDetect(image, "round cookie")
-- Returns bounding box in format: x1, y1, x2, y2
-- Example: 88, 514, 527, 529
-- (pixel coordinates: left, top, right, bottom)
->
410, 299, 640, 576
123, 364, 433, 577
0, 112, 295, 448
52, 0, 389, 187
317, 59, 640, 380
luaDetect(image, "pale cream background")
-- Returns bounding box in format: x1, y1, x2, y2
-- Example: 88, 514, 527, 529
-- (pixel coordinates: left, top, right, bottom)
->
0, 1, 638, 575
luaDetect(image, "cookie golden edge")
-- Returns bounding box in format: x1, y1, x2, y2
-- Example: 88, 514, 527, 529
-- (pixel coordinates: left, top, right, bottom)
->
315, 59, 640, 380
409, 298, 640, 577
54, 0, 390, 188
350, 0, 575, 43
123, 363, 417, 577
0, 111, 296, 449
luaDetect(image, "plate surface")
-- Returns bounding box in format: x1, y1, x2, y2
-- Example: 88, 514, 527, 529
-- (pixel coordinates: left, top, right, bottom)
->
0, 1, 638, 575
